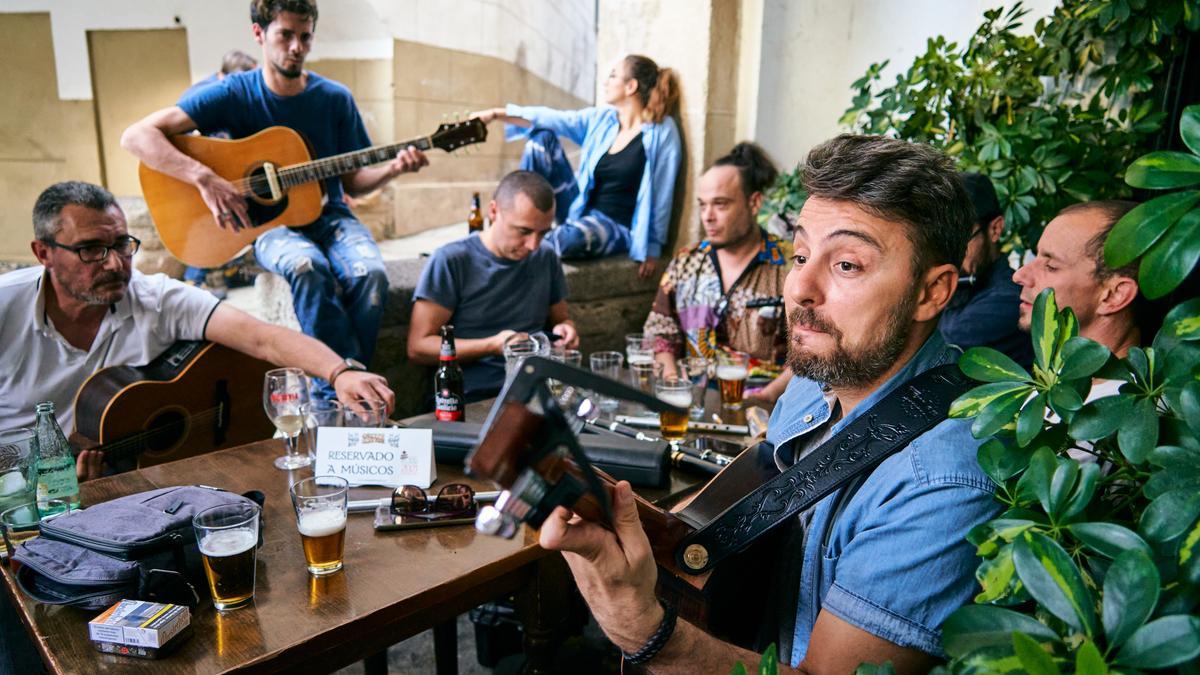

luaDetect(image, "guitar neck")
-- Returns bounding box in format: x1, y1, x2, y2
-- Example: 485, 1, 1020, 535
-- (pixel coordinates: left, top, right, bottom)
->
277, 136, 434, 188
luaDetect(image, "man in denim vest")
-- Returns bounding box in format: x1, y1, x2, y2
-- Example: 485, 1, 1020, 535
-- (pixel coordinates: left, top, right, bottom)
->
541, 135, 1002, 672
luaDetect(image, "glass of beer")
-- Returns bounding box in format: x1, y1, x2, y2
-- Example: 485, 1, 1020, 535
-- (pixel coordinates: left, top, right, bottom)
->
193, 502, 260, 610
290, 476, 348, 576
716, 351, 750, 410
655, 378, 693, 442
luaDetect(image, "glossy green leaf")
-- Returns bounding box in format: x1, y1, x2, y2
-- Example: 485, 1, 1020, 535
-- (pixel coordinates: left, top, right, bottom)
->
1144, 467, 1200, 500
1048, 382, 1085, 416
1139, 208, 1200, 299
1162, 298, 1200, 341
1117, 397, 1159, 464
1102, 550, 1160, 650
1140, 489, 1200, 543
1016, 393, 1047, 448
1012, 531, 1099, 638
960, 347, 1033, 383
1048, 460, 1080, 518
1181, 381, 1200, 437
1105, 190, 1200, 268
1148, 444, 1200, 472
1069, 394, 1133, 441
1183, 104, 1200, 155
1074, 639, 1107, 675
1179, 517, 1200, 586
950, 382, 1031, 419
1125, 151, 1200, 189
971, 387, 1033, 439
1017, 448, 1057, 510
757, 643, 777, 675
1114, 615, 1200, 669
976, 546, 1017, 603
977, 439, 1036, 484
1067, 522, 1154, 559
941, 605, 1060, 657
1059, 338, 1112, 380
1012, 631, 1060, 675
1030, 289, 1061, 370
1062, 462, 1100, 519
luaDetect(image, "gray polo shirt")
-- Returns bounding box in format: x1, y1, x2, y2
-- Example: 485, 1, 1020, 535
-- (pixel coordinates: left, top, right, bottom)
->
0, 267, 220, 434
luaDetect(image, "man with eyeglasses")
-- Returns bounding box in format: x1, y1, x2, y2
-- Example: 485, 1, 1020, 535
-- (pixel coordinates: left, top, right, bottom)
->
937, 172, 1033, 367
0, 181, 395, 481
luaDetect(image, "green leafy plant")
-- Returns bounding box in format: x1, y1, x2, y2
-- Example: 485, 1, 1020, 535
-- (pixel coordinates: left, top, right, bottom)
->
761, 0, 1200, 252
938, 107, 1200, 671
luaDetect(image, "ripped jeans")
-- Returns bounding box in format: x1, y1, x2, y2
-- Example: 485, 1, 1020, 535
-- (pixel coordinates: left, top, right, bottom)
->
254, 212, 387, 399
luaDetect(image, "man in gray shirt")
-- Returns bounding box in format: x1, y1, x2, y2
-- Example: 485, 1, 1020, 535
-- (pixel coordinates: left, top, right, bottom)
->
408, 171, 580, 399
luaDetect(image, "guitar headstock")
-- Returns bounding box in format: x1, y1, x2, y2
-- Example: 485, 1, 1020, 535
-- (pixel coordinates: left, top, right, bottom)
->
431, 118, 488, 152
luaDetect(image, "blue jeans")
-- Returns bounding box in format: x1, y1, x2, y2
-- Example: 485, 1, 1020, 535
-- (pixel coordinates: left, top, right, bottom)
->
254, 212, 387, 399
520, 129, 631, 260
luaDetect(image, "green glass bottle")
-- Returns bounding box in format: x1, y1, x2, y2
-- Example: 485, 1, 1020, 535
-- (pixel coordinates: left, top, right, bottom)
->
33, 401, 80, 513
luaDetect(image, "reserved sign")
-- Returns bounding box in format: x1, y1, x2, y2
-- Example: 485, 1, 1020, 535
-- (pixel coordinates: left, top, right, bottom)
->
313, 427, 436, 488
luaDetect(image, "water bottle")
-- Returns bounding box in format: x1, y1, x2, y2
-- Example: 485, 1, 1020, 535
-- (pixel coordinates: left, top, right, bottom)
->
33, 401, 80, 514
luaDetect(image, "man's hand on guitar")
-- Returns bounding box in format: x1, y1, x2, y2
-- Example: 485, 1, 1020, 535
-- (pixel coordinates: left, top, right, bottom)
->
196, 171, 251, 231
386, 145, 429, 179
334, 371, 396, 417
75, 449, 104, 483
539, 481, 665, 655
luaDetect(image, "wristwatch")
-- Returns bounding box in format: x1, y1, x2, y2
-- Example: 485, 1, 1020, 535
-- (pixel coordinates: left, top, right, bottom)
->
328, 357, 366, 386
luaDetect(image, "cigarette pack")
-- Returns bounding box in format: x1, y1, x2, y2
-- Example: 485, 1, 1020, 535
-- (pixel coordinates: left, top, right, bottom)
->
88, 599, 191, 659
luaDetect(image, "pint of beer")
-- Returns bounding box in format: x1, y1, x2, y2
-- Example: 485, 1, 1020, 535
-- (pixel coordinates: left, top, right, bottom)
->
291, 477, 348, 576
716, 351, 750, 410
655, 378, 692, 442
193, 502, 261, 610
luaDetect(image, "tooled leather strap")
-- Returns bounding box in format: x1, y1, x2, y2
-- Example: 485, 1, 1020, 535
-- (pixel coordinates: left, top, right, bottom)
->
673, 363, 972, 575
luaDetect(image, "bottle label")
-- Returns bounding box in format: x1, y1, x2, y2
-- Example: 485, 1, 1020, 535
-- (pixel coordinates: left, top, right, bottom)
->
435, 389, 464, 421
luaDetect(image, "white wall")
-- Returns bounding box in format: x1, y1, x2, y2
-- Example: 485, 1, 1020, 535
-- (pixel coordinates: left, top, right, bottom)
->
754, 0, 1059, 169
1, 0, 596, 102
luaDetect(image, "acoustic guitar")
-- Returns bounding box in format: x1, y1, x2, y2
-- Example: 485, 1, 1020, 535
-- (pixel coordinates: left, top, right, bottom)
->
139, 119, 488, 268
73, 341, 276, 468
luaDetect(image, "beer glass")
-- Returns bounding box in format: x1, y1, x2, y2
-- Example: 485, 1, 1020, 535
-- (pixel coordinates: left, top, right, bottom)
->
716, 351, 750, 410
655, 378, 693, 442
548, 349, 582, 399
677, 357, 711, 421
301, 400, 343, 460
1, 503, 39, 560
344, 399, 387, 428
193, 502, 260, 610
625, 333, 654, 374
291, 476, 348, 576
589, 351, 624, 412
264, 367, 311, 470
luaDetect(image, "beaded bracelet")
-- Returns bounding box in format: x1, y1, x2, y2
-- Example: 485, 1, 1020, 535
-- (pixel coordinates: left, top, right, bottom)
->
621, 600, 678, 666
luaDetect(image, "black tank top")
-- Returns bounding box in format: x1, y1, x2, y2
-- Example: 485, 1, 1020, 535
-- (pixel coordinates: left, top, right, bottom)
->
587, 134, 646, 227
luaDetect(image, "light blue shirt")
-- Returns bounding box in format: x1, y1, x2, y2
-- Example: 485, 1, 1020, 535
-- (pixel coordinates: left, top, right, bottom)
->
766, 332, 1000, 664
504, 105, 682, 262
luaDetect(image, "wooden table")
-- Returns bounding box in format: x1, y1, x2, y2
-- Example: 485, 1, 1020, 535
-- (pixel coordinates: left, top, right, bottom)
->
0, 436, 553, 674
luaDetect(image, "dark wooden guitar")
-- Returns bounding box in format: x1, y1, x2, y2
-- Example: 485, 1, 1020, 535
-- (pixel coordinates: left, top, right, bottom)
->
73, 341, 275, 468
139, 119, 488, 268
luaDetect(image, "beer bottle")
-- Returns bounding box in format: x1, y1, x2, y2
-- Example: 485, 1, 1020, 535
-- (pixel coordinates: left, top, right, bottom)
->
434, 325, 466, 422
33, 401, 80, 513
467, 192, 485, 234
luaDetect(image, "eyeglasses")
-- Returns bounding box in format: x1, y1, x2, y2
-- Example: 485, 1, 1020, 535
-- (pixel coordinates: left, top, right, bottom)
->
390, 484, 475, 520
44, 235, 141, 263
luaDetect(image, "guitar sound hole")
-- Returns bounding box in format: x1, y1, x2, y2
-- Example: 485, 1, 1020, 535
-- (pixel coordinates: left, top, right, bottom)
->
246, 165, 275, 201
144, 410, 187, 453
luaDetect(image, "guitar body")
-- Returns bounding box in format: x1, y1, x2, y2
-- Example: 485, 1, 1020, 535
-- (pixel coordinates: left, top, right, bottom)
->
139, 127, 324, 268
74, 341, 276, 468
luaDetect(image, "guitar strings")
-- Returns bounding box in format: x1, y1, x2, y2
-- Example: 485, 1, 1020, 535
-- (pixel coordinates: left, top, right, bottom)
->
227, 137, 439, 197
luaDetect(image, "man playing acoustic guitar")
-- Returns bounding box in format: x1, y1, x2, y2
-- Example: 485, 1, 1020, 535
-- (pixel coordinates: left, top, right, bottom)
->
539, 135, 1004, 672
121, 0, 426, 400
0, 181, 394, 481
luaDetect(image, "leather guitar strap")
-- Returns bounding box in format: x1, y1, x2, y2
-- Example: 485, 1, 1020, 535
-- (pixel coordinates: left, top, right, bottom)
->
671, 363, 972, 575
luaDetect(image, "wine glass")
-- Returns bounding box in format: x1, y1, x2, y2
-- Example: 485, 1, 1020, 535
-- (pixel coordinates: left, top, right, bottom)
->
264, 368, 312, 470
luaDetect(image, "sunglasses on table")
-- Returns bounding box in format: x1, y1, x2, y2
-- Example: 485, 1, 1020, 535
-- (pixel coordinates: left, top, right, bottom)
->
390, 483, 476, 520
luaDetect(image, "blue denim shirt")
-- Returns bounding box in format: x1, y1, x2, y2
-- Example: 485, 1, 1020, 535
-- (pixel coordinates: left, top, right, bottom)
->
765, 332, 1000, 664
504, 105, 682, 262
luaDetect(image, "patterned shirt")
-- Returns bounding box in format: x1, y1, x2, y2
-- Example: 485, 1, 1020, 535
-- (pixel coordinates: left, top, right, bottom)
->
643, 231, 791, 373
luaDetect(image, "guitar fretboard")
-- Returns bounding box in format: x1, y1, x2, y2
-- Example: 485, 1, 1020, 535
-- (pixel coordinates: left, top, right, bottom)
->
276, 136, 435, 188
